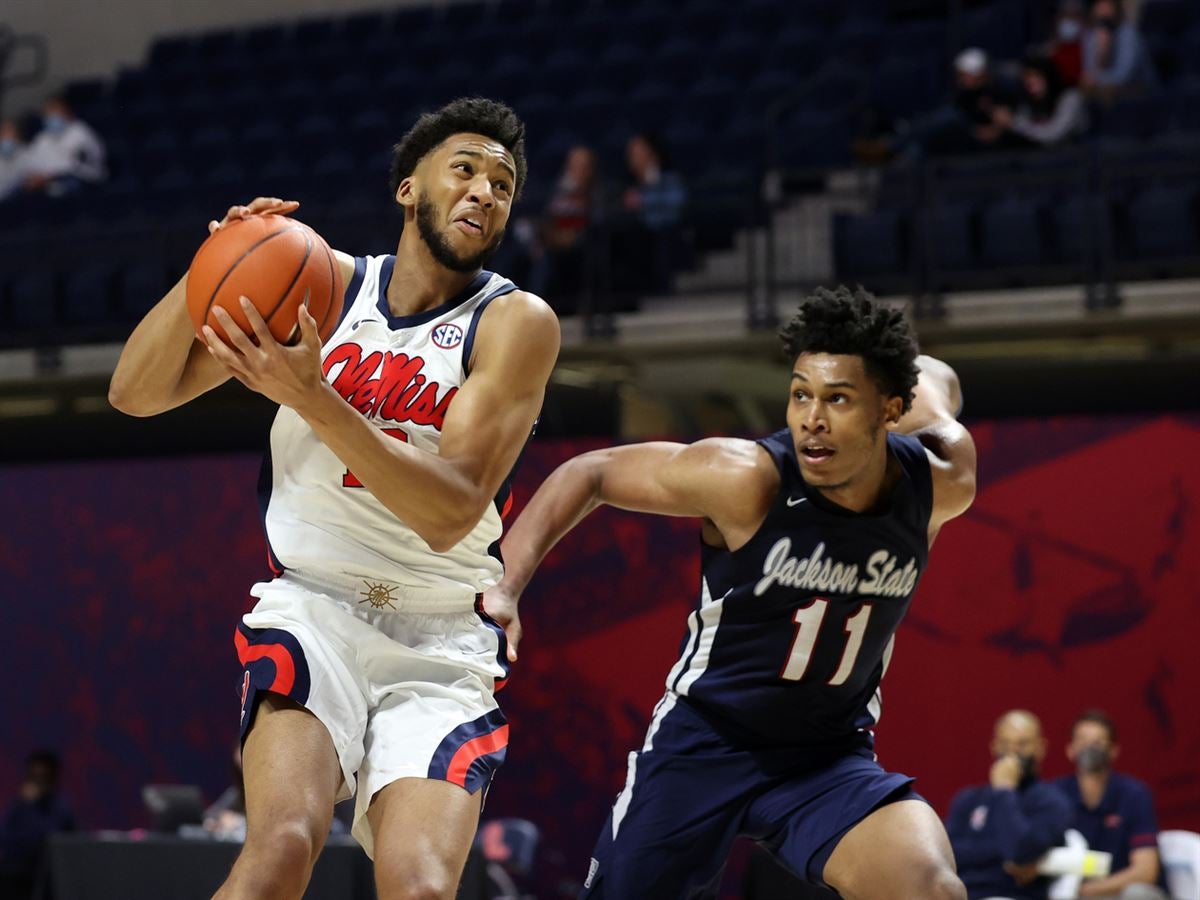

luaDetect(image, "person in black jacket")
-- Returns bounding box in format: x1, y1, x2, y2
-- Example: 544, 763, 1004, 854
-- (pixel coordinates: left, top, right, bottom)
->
0, 750, 75, 900
946, 710, 1072, 900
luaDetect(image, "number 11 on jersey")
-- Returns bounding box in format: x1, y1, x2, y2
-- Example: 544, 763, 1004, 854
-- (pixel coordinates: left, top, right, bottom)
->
780, 599, 873, 685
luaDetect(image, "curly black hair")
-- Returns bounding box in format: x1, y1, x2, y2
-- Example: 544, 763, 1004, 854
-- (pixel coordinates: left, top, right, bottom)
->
388, 97, 527, 200
779, 285, 920, 413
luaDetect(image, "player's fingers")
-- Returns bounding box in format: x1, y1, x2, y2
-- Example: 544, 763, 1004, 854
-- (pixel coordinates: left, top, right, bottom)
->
507, 618, 522, 663
202, 326, 246, 373
211, 307, 258, 358
297, 299, 320, 349
208, 220, 220, 234
239, 297, 275, 348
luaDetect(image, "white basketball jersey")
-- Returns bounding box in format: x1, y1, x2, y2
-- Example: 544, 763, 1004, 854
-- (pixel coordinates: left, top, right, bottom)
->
258, 255, 520, 606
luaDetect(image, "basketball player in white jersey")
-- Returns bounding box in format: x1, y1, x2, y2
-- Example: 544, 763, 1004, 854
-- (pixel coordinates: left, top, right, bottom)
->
109, 98, 559, 900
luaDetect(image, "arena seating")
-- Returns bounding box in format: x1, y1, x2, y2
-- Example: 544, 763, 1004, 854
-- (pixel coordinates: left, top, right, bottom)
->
2, 0, 1200, 339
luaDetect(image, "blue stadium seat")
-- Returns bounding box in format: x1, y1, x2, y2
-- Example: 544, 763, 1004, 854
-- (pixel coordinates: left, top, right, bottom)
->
293, 16, 338, 50
1139, 1, 1192, 42
1052, 193, 1107, 265
872, 55, 942, 120
764, 28, 828, 81
147, 35, 197, 70
616, 8, 672, 52
960, 1, 1028, 61
710, 31, 763, 83
832, 17, 884, 64
595, 44, 648, 94
342, 10, 389, 44
777, 110, 852, 169
736, 0, 788, 38
61, 263, 117, 326
680, 3, 731, 43
118, 259, 169, 320
195, 29, 240, 63
7, 270, 59, 330
489, 55, 537, 104
627, 82, 678, 129
564, 89, 621, 135
1172, 79, 1200, 131
541, 49, 593, 99
1099, 97, 1173, 139
657, 38, 706, 88
889, 21, 948, 61
1128, 184, 1198, 258
835, 209, 906, 276
243, 23, 288, 57
980, 195, 1045, 267
570, 8, 626, 51
924, 202, 977, 272
746, 69, 801, 117
680, 76, 741, 130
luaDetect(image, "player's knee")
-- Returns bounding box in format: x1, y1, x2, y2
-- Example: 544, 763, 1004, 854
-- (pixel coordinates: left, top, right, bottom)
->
918, 864, 966, 900
375, 857, 456, 900
245, 817, 325, 872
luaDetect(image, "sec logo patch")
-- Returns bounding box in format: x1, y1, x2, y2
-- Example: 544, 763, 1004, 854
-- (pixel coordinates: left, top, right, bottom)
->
432, 323, 464, 349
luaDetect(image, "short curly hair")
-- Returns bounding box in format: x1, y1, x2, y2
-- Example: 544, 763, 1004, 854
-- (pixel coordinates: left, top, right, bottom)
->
779, 285, 920, 413
388, 97, 527, 199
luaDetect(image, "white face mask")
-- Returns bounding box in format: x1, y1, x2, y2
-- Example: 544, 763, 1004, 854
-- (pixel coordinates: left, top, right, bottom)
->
1058, 19, 1083, 40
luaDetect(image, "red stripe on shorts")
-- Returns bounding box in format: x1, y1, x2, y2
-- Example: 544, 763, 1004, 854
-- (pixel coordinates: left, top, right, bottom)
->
446, 724, 510, 788
234, 627, 297, 696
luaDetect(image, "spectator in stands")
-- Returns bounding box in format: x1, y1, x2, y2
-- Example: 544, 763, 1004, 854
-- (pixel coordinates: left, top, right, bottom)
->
1052, 710, 1168, 900
610, 132, 688, 300
1080, 0, 1156, 101
21, 96, 106, 197
0, 119, 28, 203
945, 710, 1072, 900
1044, 0, 1088, 86
868, 48, 1017, 163
528, 144, 600, 311
622, 133, 686, 230
1001, 56, 1089, 147
0, 750, 75, 900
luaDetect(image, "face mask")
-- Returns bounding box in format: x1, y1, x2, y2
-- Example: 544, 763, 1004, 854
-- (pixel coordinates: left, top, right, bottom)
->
1076, 745, 1111, 774
1058, 19, 1082, 40
997, 753, 1038, 781
44, 113, 67, 134
1017, 754, 1037, 780
0, 137, 16, 157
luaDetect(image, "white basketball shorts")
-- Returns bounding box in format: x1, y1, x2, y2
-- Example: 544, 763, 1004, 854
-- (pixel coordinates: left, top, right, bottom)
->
233, 570, 510, 857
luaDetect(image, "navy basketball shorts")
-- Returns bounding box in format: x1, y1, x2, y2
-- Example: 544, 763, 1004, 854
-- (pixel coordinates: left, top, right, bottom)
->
581, 693, 918, 899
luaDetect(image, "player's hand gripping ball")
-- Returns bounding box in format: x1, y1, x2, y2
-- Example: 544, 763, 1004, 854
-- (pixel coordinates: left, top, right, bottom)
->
186, 208, 343, 347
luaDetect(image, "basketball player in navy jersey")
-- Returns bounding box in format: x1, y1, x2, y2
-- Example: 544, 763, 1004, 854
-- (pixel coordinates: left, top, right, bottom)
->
484, 287, 977, 899
110, 99, 559, 900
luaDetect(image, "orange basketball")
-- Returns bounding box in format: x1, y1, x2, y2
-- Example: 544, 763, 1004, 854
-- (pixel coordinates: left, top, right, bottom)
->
185, 214, 343, 346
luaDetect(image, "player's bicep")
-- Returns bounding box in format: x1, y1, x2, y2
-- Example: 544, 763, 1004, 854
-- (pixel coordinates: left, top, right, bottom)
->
591, 439, 748, 520
437, 368, 546, 498
436, 294, 560, 501
589, 443, 708, 517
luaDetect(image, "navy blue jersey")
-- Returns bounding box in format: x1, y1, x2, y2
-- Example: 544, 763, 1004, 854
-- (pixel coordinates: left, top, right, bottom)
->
665, 428, 934, 747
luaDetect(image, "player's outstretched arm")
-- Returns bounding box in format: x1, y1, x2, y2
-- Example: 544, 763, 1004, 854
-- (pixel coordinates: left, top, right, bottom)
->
892, 355, 977, 535
483, 438, 775, 657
